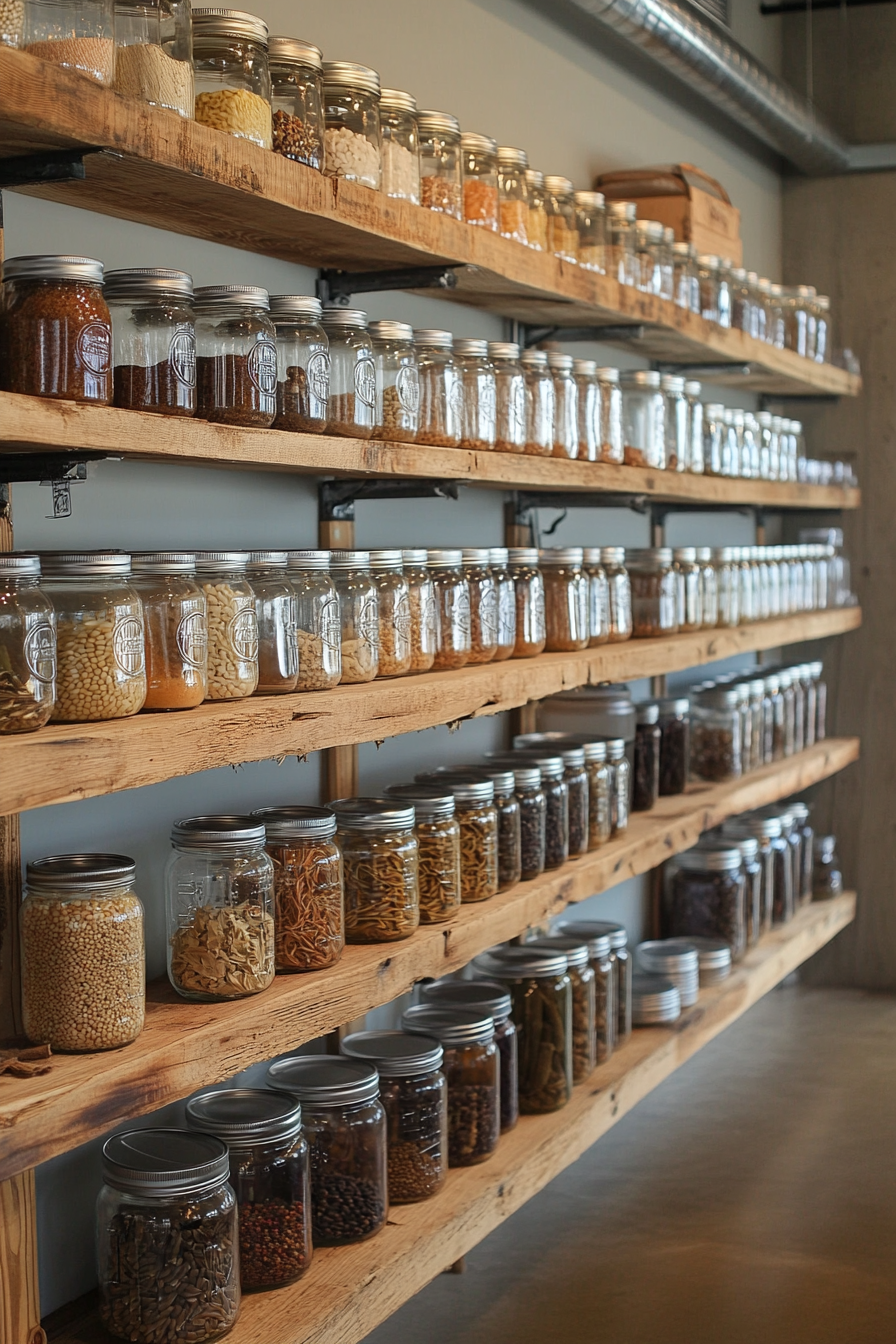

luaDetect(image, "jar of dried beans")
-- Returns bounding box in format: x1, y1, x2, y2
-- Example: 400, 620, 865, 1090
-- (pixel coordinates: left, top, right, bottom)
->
574, 190, 606, 272
401, 548, 438, 674
627, 548, 678, 638
581, 739, 612, 848
668, 845, 747, 960
539, 547, 589, 651
22, 854, 144, 1052
252, 805, 343, 971
488, 342, 526, 453
621, 370, 665, 469
97, 1129, 239, 1344
417, 109, 462, 217
368, 550, 412, 678
322, 61, 381, 188
194, 551, 258, 699
369, 320, 419, 443
332, 798, 419, 943
320, 307, 376, 438
496, 145, 528, 244
428, 549, 471, 670
341, 1031, 446, 1202
130, 552, 207, 710
41, 551, 146, 721
267, 1055, 387, 1246
520, 349, 554, 456
461, 132, 499, 230
419, 774, 498, 904
331, 550, 379, 683
455, 339, 497, 450
488, 547, 516, 661
509, 547, 546, 656
559, 918, 629, 1046
113, 0, 192, 115
528, 936, 596, 1080
247, 551, 299, 694
544, 175, 578, 261
166, 816, 275, 1001
185, 1088, 312, 1292
24, 0, 114, 81
415, 328, 461, 448
596, 367, 624, 464
105, 267, 195, 416
584, 547, 610, 647
547, 353, 578, 460
379, 87, 420, 203
402, 1005, 500, 1165
690, 686, 742, 783
0, 554, 56, 734
286, 550, 341, 690
573, 358, 599, 461
525, 168, 548, 251
1, 254, 112, 403
385, 784, 461, 924
192, 7, 271, 146
269, 35, 323, 167
462, 548, 498, 665
194, 285, 277, 427
269, 294, 329, 433
420, 979, 518, 1132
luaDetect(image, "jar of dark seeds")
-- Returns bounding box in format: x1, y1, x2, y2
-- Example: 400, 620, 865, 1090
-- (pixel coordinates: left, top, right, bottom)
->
341, 1030, 447, 1203
508, 764, 545, 880
421, 978, 519, 1133
105, 268, 196, 416
0, 554, 56, 734
472, 766, 522, 890
667, 845, 747, 960
402, 1005, 500, 1166
633, 702, 660, 812
1, 254, 112, 403
97, 1128, 240, 1344
185, 1088, 311, 1292
194, 285, 277, 427
690, 687, 742, 783
267, 1055, 388, 1246
269, 294, 329, 433
657, 697, 690, 796
528, 937, 596, 1081
500, 751, 568, 870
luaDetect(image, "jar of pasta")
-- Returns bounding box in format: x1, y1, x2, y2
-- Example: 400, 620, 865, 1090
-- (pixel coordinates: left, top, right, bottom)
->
607, 738, 631, 834
192, 8, 271, 147
607, 201, 638, 285
584, 547, 610, 646
322, 61, 381, 188
368, 320, 419, 443
402, 1005, 500, 1165
573, 359, 599, 461
509, 547, 546, 657
574, 191, 606, 272
286, 550, 342, 690
544, 175, 578, 261
462, 548, 498, 665
41, 551, 146, 722
415, 328, 461, 448
194, 552, 258, 700
332, 798, 419, 942
1, 254, 112, 403
461, 132, 499, 230
379, 87, 420, 203
525, 168, 548, 251
401, 549, 438, 674
539, 547, 589, 651
520, 349, 554, 456
621, 370, 665, 469
130, 552, 207, 711
547, 353, 578, 460
428, 549, 471, 671
420, 979, 518, 1132
252, 805, 343, 972
417, 110, 462, 217
331, 550, 379, 683
320, 308, 376, 438
269, 35, 323, 168
455, 339, 496, 450
105, 267, 195, 417
369, 550, 412, 678
489, 547, 516, 661
528, 936, 596, 1080
488, 342, 526, 453
385, 784, 461, 924
422, 775, 498, 904
166, 816, 275, 1001
507, 763, 546, 879
496, 145, 528, 244
194, 285, 277, 427
596, 367, 624, 465
247, 552, 298, 695
269, 294, 329, 433
599, 547, 632, 642
0, 554, 55, 734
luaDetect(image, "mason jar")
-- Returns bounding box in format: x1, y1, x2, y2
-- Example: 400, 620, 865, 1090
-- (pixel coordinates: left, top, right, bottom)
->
269, 34, 323, 167
322, 60, 381, 187
657, 696, 690, 796
544, 175, 578, 261
489, 546, 516, 662
332, 798, 419, 942
130, 552, 207, 711
417, 109, 462, 218
320, 307, 376, 438
472, 765, 522, 890
331, 550, 379, 683
627, 547, 678, 638
267, 1055, 387, 1245
712, 546, 740, 628
400, 548, 438, 674
497, 145, 529, 244
557, 743, 589, 859
367, 550, 412, 678
633, 702, 660, 812
583, 546, 610, 646
402, 1006, 500, 1165
540, 547, 589, 651
502, 751, 568, 869
668, 845, 747, 961
194, 284, 276, 427
634, 218, 663, 294
673, 241, 700, 312
113, 0, 192, 114
661, 373, 689, 472
25, 0, 114, 81
192, 7, 271, 146
581, 739, 612, 848
813, 834, 842, 900
369, 319, 418, 443
421, 774, 498, 904
528, 936, 596, 1080
461, 132, 499, 230
252, 804, 343, 972
698, 254, 722, 323
775, 806, 803, 909
460, 548, 498, 665
765, 672, 786, 760
814, 293, 830, 363
690, 686, 742, 782
246, 551, 298, 695
660, 227, 675, 300
185, 1088, 311, 1292
1, 254, 112, 403
602, 546, 632, 642
269, 293, 329, 433
695, 547, 717, 627
428, 548, 471, 670
41, 551, 146, 721
379, 87, 420, 203
166, 815, 275, 1000
508, 547, 546, 657
525, 168, 548, 251
105, 268, 195, 416
727, 834, 762, 945
0, 554, 55, 733
594, 366, 624, 465
97, 1130, 239, 1344
415, 328, 461, 447
547, 352, 578, 460
702, 403, 728, 476
287, 549, 341, 690
194, 551, 258, 700
685, 380, 704, 473
574, 190, 606, 272
607, 201, 637, 285
421, 978, 519, 1132
672, 546, 701, 632
520, 349, 554, 456
385, 783, 461, 924
559, 919, 627, 1049
488, 341, 526, 453
455, 338, 497, 450
621, 370, 665, 469
607, 738, 631, 834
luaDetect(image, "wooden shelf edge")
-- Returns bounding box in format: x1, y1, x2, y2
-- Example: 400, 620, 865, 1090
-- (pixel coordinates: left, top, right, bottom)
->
0, 392, 862, 509
0, 738, 859, 1183
43, 892, 857, 1344
0, 609, 862, 816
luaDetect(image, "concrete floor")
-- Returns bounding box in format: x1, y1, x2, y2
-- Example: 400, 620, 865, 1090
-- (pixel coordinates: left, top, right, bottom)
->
363, 986, 896, 1344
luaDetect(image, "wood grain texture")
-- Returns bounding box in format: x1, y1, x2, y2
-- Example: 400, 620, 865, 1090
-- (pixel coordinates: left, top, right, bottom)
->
0, 1171, 44, 1344
43, 894, 857, 1344
0, 738, 858, 1183
0, 49, 860, 400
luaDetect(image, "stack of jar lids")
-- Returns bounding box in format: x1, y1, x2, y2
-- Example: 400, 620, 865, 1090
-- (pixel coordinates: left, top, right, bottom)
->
636, 939, 700, 1007
685, 936, 732, 986
631, 972, 681, 1026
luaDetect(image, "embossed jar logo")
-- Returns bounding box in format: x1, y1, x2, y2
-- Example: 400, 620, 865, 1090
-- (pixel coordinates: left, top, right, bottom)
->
248, 340, 278, 396
396, 365, 419, 415
307, 350, 330, 404
354, 357, 376, 409
228, 607, 259, 661
113, 617, 146, 677
76, 322, 112, 374
357, 596, 380, 648
321, 595, 341, 654
23, 622, 56, 685
170, 326, 197, 388
176, 610, 208, 669
479, 586, 499, 643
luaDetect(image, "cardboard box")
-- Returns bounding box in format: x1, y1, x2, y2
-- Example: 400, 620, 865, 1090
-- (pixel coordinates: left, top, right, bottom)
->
596, 163, 743, 265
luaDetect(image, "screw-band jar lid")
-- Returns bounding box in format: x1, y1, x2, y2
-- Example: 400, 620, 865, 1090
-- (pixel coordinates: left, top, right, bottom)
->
620, 369, 661, 388
413, 328, 453, 349
269, 294, 323, 320
574, 189, 605, 209
538, 546, 583, 565
488, 547, 509, 566
385, 783, 455, 821
330, 549, 370, 568
525, 168, 545, 189
2, 254, 104, 284
573, 358, 597, 376
520, 349, 548, 368
171, 815, 266, 849
595, 367, 620, 383
268, 34, 321, 66
606, 739, 626, 760
527, 935, 590, 970
268, 1054, 380, 1105
415, 772, 494, 804
193, 284, 270, 311
461, 764, 516, 795
131, 552, 196, 573
636, 702, 659, 725
420, 978, 512, 1020
461, 131, 498, 156
723, 815, 783, 840
248, 550, 288, 568
322, 60, 380, 95
461, 547, 491, 565
369, 549, 404, 571
658, 696, 690, 715
41, 551, 131, 575
723, 834, 759, 861
104, 268, 193, 301
607, 200, 637, 221
790, 801, 810, 822
487, 341, 520, 360
26, 853, 136, 893
287, 549, 330, 570
368, 319, 414, 343
194, 551, 250, 571
416, 109, 461, 137
427, 548, 463, 568
251, 805, 337, 840
193, 7, 268, 42
497, 145, 528, 169
497, 749, 564, 781
675, 846, 743, 872
546, 352, 573, 372
600, 545, 625, 563
320, 307, 368, 328
673, 547, 697, 563
0, 554, 40, 576
661, 374, 686, 394
402, 1003, 495, 1046
331, 797, 416, 832
379, 87, 416, 113
557, 918, 621, 954
341, 1030, 443, 1076
454, 338, 489, 358
186, 1088, 303, 1145
102, 1129, 231, 1198
473, 944, 569, 979
507, 547, 539, 565
544, 174, 574, 194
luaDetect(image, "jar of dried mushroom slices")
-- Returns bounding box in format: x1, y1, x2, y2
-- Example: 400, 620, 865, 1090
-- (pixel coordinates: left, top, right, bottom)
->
253, 805, 344, 972
166, 816, 276, 1001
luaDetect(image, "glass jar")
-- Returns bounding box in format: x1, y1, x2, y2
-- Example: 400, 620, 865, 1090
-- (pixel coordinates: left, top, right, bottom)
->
286, 550, 341, 690
194, 284, 276, 427
420, 979, 518, 1133
673, 241, 700, 312
332, 797, 419, 944
544, 175, 578, 261
764, 673, 786, 761
684, 381, 704, 474
459, 548, 498, 665
402, 1006, 500, 1165
422, 775, 498, 903
488, 341, 526, 453
525, 168, 548, 251
472, 946, 572, 1114
455, 339, 497, 450
520, 349, 554, 456
528, 937, 596, 1080
729, 815, 789, 927
341, 1031, 446, 1202
331, 550, 379, 683
572, 359, 599, 462
633, 702, 660, 811
428, 548, 471, 670
247, 551, 298, 694
194, 551, 258, 700
583, 546, 610, 646
97, 1130, 239, 1344
400, 548, 438, 674
113, 0, 192, 114
268, 34, 323, 167
105, 267, 195, 416
668, 845, 747, 961
712, 546, 740, 628
22, 854, 143, 1052
461, 132, 499, 230
368, 319, 418, 443
547, 353, 577, 459
504, 751, 568, 869
192, 7, 271, 146
417, 109, 462, 217
1, 254, 112, 403
508, 763, 546, 878
385, 784, 461, 924
379, 87, 420, 203
1, 0, 22, 47
702, 403, 727, 477
796, 662, 817, 748
478, 766, 522, 890
0, 554, 56, 733
728, 834, 762, 946
554, 744, 588, 860
130, 552, 207, 711
267, 1055, 387, 1245
696, 547, 718, 628
415, 328, 461, 448
607, 201, 637, 286
621, 370, 665, 469
581, 739, 612, 848
690, 687, 742, 782
774, 807, 803, 909
729, 267, 750, 332
814, 294, 831, 363
627, 547, 678, 638
322, 60, 381, 187
253, 805, 343, 971
657, 696, 689, 795
602, 546, 632, 642
25, 0, 114, 81
369, 550, 412, 679
810, 660, 827, 741
698, 254, 722, 323
672, 546, 701, 633
489, 546, 516, 662
185, 1088, 311, 1292
497, 145, 529, 244
634, 219, 663, 294
166, 816, 275, 1000
540, 547, 589, 651
269, 293, 329, 433
778, 669, 798, 756
574, 190, 606, 272
661, 374, 688, 472
559, 918, 629, 1047
509, 547, 546, 657
320, 307, 376, 438
41, 551, 146, 721
813, 835, 842, 899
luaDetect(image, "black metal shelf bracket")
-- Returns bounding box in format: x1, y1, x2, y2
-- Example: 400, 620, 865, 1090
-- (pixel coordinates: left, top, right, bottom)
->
0, 149, 97, 190
317, 266, 461, 307
522, 323, 646, 347
0, 451, 109, 520
319, 477, 462, 522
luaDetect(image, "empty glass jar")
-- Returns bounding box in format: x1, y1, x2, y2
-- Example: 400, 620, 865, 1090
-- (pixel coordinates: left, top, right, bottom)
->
621, 370, 665, 469
247, 551, 299, 694
520, 349, 554, 456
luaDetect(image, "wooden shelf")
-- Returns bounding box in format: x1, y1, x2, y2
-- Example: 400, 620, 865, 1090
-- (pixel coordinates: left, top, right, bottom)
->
44, 892, 857, 1344
0, 608, 861, 815
0, 738, 858, 1183
0, 49, 860, 401
0, 392, 862, 508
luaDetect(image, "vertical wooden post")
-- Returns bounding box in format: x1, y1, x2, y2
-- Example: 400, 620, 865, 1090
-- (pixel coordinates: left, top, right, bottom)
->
0, 1170, 44, 1344
319, 512, 358, 801
505, 508, 537, 743
651, 510, 667, 700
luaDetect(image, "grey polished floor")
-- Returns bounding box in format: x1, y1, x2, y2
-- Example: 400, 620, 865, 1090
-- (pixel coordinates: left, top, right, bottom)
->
363, 986, 896, 1344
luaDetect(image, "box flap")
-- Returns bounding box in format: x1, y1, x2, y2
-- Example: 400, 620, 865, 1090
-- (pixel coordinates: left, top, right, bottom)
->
595, 163, 731, 204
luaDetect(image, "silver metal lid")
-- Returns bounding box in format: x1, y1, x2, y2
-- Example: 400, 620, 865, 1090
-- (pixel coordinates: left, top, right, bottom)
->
102, 1129, 230, 1198
473, 945, 569, 979
627, 547, 673, 564
546, 353, 573, 372
698, 253, 721, 267
497, 145, 528, 168
790, 801, 810, 822
248, 550, 288, 568
268, 1054, 380, 1105
320, 307, 368, 328
185, 1088, 302, 1145
488, 548, 509, 566
287, 549, 330, 570
636, 702, 659, 725
686, 936, 732, 969
573, 358, 597, 375
672, 547, 697, 563
507, 547, 539, 565
420, 978, 512, 1019
193, 284, 270, 311
386, 783, 455, 821
487, 341, 520, 360
401, 1003, 494, 1046
724, 815, 783, 840
103, 268, 193, 301
416, 110, 460, 137
368, 319, 414, 343
2, 254, 104, 284
331, 797, 416, 832
401, 548, 428, 566
26, 854, 136, 892
342, 1030, 442, 1076
525, 168, 545, 189
676, 845, 744, 872
520, 349, 548, 368
330, 549, 370, 568
684, 380, 702, 395
41, 551, 131, 576
637, 938, 700, 970
527, 935, 590, 970
251, 805, 337, 840
427, 548, 463, 567
322, 60, 380, 95
631, 972, 681, 1023
464, 764, 517, 795
596, 367, 620, 383
269, 294, 323, 320
606, 739, 626, 760
192, 7, 268, 42
461, 132, 497, 156
414, 328, 453, 350
607, 200, 637, 221
454, 338, 489, 358
600, 546, 625, 563
538, 547, 583, 565
369, 549, 404, 571
695, 684, 739, 709
131, 551, 196, 573
268, 34, 321, 67
0, 554, 40, 576
620, 369, 661, 388
658, 697, 690, 715
635, 218, 664, 241
461, 547, 491, 565
194, 551, 250, 571
415, 772, 494, 804
171, 815, 266, 849
544, 174, 574, 194
379, 87, 417, 113
574, 189, 605, 209
722, 834, 759, 861
557, 918, 623, 953
496, 749, 563, 780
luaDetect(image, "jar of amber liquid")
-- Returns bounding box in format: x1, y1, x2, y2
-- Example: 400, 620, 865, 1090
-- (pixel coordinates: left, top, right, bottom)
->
131, 552, 208, 710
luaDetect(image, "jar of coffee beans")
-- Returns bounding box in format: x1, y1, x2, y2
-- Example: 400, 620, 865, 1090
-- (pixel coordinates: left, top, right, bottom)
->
402, 1005, 500, 1166
269, 294, 329, 433
420, 978, 519, 1132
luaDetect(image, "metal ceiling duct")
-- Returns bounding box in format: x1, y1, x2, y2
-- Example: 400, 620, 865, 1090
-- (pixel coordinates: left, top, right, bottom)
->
532, 0, 850, 174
